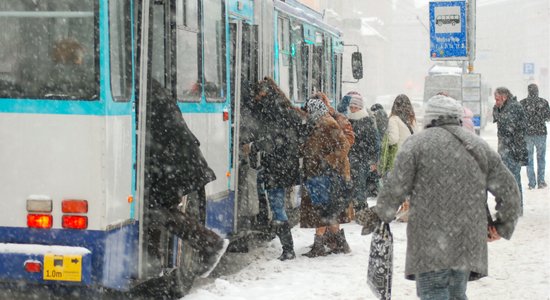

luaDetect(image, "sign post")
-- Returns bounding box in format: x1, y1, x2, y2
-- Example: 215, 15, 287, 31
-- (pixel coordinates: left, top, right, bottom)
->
429, 0, 468, 60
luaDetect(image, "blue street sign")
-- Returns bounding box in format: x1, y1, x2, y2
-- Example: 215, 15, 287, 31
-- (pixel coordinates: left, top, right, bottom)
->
523, 63, 535, 75
429, 1, 467, 60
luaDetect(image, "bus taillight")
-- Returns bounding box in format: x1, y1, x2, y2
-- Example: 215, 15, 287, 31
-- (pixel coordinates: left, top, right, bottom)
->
62, 215, 88, 230
62, 200, 88, 213
24, 261, 42, 273
27, 214, 53, 229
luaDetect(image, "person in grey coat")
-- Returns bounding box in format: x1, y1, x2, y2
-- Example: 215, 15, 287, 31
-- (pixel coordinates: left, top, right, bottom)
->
372, 95, 522, 300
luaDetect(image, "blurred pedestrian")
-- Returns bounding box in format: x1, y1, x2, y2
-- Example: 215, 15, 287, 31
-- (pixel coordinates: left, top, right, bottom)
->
301, 95, 353, 257
520, 83, 550, 189
247, 77, 304, 260
370, 103, 389, 136
493, 87, 528, 213
346, 93, 381, 210
337, 91, 361, 115
382, 94, 417, 222
372, 94, 522, 300
462, 106, 476, 133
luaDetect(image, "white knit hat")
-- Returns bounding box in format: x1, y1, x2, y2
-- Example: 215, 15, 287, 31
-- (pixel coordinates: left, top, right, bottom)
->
349, 94, 364, 109
424, 95, 463, 122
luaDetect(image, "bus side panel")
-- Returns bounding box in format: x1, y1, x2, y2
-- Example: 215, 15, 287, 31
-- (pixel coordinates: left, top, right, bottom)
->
101, 222, 139, 290
104, 116, 135, 226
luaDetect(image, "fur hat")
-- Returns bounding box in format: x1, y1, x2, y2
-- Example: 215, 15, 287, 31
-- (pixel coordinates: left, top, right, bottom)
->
424, 95, 463, 122
349, 94, 364, 109
306, 98, 328, 123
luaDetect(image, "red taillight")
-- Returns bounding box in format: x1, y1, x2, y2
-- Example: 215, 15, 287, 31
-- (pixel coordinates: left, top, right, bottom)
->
24, 261, 42, 273
223, 111, 229, 121
62, 215, 88, 229
62, 200, 88, 213
27, 214, 53, 229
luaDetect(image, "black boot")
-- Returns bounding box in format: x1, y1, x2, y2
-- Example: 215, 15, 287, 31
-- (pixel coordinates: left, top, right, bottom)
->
275, 222, 295, 261
302, 234, 327, 258
331, 229, 351, 254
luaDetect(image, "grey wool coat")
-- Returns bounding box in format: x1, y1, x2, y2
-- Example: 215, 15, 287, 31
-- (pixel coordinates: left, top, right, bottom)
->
374, 124, 521, 281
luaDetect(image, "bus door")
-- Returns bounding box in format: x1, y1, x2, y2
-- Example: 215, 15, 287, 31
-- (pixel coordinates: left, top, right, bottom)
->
229, 20, 259, 233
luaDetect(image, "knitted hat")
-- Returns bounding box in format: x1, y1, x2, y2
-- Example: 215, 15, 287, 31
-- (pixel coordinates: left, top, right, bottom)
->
349, 94, 364, 109
424, 95, 463, 122
306, 98, 328, 123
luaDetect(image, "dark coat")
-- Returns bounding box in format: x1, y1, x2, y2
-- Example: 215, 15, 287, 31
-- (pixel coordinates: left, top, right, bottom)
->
148, 80, 216, 209
348, 110, 380, 201
493, 97, 528, 165
250, 94, 303, 190
371, 103, 389, 136
520, 95, 550, 136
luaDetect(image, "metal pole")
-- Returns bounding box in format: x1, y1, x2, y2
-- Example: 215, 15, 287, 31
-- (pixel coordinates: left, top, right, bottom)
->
467, 0, 476, 73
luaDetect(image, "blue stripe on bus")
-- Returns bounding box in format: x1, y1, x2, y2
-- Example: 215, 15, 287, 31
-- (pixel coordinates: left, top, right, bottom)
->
0, 99, 132, 116
0, 223, 139, 291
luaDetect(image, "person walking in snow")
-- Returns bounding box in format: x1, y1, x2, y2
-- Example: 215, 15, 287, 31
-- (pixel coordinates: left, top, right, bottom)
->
371, 95, 522, 300
301, 95, 354, 257
370, 103, 389, 137
247, 77, 304, 260
346, 93, 381, 209
382, 94, 417, 222
493, 87, 528, 213
520, 83, 550, 189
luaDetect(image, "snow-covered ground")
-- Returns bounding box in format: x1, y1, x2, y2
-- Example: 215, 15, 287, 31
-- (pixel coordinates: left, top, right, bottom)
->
184, 123, 550, 300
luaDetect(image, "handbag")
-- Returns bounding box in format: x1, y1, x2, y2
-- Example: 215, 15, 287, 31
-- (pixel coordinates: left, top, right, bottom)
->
379, 134, 398, 175
303, 175, 331, 206
367, 221, 393, 300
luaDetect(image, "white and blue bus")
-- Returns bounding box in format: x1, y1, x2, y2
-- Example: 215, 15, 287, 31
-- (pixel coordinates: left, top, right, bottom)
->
0, 0, 361, 297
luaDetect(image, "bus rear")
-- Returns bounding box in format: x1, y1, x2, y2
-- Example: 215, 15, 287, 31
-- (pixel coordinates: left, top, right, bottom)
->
0, 0, 138, 291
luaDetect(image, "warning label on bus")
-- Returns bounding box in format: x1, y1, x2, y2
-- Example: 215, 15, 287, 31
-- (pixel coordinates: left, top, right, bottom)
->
43, 254, 82, 282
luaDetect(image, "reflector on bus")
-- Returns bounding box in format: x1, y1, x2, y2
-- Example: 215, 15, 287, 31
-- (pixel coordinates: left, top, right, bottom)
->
26, 199, 53, 213
62, 200, 88, 213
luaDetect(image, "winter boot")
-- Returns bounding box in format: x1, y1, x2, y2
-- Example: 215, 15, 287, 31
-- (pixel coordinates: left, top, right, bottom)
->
302, 234, 327, 258
275, 222, 296, 261
198, 238, 229, 278
330, 229, 351, 254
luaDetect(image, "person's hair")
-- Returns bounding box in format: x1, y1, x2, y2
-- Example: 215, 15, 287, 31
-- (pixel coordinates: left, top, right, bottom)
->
495, 87, 513, 100
528, 83, 539, 97
51, 38, 85, 65
390, 94, 416, 126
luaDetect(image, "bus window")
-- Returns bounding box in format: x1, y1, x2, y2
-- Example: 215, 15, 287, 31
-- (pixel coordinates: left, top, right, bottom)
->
0, 0, 98, 100
203, 0, 226, 102
323, 36, 333, 100
277, 17, 291, 97
176, 0, 200, 101
311, 32, 323, 94
151, 2, 167, 87
334, 53, 343, 101
109, 0, 132, 102
291, 22, 307, 102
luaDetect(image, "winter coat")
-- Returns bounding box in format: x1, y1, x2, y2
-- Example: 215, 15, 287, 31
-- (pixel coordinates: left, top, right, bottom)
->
302, 114, 352, 181
386, 115, 415, 147
520, 95, 550, 136
371, 104, 389, 135
148, 80, 216, 209
251, 95, 303, 190
493, 97, 528, 165
348, 109, 380, 200
300, 114, 353, 228
374, 123, 521, 281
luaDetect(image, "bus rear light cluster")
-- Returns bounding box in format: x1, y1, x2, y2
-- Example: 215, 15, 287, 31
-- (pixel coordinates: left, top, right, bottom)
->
27, 214, 53, 229
62, 215, 88, 230
62, 200, 88, 230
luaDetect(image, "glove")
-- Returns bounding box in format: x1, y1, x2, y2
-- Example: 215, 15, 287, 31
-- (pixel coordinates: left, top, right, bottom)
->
355, 206, 381, 236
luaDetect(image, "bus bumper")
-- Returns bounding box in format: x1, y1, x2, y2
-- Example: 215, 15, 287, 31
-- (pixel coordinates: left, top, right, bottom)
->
0, 243, 92, 285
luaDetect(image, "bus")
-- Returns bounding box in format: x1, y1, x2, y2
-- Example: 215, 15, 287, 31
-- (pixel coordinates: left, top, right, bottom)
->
0, 0, 361, 297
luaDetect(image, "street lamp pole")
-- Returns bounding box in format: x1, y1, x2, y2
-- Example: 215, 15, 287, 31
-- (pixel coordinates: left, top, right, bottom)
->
467, 0, 476, 73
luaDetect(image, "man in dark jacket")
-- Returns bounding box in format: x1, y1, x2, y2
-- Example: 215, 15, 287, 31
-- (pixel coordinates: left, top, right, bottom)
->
148, 80, 228, 279
520, 83, 550, 189
493, 87, 528, 212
